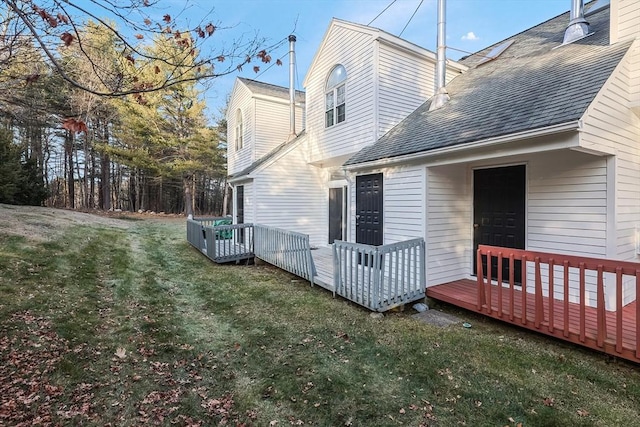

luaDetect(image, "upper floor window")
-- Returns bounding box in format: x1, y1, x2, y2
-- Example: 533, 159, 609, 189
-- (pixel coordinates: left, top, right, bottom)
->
235, 109, 243, 150
325, 65, 346, 127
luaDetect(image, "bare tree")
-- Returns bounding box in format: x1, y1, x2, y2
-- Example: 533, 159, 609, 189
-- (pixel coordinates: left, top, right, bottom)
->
2, 0, 283, 99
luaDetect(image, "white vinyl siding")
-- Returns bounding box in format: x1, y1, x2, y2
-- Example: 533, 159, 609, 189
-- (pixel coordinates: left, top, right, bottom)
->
610, 0, 640, 43
377, 42, 461, 138
383, 165, 425, 243
581, 42, 640, 264
251, 139, 326, 247
227, 80, 305, 176
580, 41, 640, 305
305, 24, 375, 164
226, 83, 253, 175
527, 151, 608, 257
253, 98, 304, 159
425, 164, 471, 285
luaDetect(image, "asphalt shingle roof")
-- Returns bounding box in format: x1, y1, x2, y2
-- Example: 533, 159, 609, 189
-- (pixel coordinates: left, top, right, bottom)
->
345, 6, 632, 166
239, 77, 305, 103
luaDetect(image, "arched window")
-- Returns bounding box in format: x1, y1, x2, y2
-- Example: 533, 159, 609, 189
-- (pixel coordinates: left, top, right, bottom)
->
325, 65, 346, 127
235, 109, 243, 150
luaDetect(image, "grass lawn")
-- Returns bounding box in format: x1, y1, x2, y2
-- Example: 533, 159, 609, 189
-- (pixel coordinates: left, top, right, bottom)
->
1, 209, 639, 426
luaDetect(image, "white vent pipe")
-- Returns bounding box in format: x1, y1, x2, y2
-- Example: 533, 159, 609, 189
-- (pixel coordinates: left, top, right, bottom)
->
429, 0, 450, 111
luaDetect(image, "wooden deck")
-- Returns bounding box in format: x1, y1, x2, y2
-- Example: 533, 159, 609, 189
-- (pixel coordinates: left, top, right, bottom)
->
427, 278, 639, 364
202, 240, 253, 263
188, 219, 425, 312
310, 247, 334, 289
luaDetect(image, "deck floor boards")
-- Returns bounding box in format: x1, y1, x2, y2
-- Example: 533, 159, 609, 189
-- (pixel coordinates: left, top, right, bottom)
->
310, 247, 334, 289
204, 240, 253, 262
427, 279, 639, 363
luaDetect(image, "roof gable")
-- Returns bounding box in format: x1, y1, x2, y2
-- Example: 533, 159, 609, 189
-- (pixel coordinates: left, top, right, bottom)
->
303, 18, 464, 88
238, 77, 305, 103
346, 6, 632, 166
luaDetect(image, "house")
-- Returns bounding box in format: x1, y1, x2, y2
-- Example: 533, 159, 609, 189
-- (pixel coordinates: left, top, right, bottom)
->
227, 19, 466, 246
226, 0, 639, 305
344, 0, 640, 309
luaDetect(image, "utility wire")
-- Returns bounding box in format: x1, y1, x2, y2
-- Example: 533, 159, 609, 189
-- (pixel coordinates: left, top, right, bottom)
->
253, 38, 289, 80
368, 0, 397, 25
399, 0, 423, 37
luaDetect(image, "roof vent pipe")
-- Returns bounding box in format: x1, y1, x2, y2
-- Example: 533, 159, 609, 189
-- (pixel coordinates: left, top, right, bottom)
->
288, 34, 297, 139
563, 0, 589, 44
429, 0, 450, 111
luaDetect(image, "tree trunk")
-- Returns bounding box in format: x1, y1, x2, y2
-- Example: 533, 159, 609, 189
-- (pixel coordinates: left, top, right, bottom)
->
100, 152, 111, 210
183, 174, 194, 217
89, 148, 95, 209
65, 131, 75, 209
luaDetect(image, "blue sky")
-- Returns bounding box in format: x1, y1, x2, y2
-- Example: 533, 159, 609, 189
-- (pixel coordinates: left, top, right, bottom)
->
168, 0, 577, 120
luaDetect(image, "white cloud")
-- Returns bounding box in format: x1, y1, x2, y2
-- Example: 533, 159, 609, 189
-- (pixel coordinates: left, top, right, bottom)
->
461, 31, 479, 41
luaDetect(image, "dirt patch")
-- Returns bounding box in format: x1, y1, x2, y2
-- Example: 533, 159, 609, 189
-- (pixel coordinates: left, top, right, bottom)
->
412, 309, 462, 327
0, 204, 183, 242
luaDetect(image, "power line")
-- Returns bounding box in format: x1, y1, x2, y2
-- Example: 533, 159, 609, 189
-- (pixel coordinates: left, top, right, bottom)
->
399, 0, 424, 37
253, 38, 289, 80
368, 0, 397, 26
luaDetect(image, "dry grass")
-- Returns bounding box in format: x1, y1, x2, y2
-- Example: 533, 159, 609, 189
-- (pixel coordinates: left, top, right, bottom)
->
1, 207, 639, 426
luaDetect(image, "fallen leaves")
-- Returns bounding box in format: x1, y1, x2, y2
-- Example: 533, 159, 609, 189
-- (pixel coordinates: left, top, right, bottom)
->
114, 347, 127, 359
0, 312, 98, 425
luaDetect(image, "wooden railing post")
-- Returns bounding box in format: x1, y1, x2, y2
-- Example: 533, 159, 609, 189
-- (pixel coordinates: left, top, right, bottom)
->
485, 250, 492, 315
534, 257, 544, 329
636, 270, 640, 359
596, 265, 606, 348
497, 252, 503, 318
509, 254, 515, 321
563, 261, 570, 338
476, 248, 485, 311
548, 259, 555, 333
579, 262, 586, 343
615, 267, 623, 354
521, 255, 527, 325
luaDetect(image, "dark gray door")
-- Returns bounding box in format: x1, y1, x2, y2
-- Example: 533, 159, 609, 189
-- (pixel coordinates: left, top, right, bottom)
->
328, 187, 344, 244
236, 185, 244, 243
356, 173, 383, 246
473, 165, 526, 281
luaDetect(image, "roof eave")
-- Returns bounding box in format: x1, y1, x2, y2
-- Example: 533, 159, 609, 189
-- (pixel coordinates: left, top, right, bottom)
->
344, 121, 582, 171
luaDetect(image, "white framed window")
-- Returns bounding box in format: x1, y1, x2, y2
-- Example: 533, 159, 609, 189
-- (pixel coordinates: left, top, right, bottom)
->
325, 64, 346, 127
235, 109, 243, 150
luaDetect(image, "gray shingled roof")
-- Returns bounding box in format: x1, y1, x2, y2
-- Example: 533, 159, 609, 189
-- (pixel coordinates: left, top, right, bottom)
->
239, 77, 305, 103
229, 131, 306, 180
345, 6, 631, 166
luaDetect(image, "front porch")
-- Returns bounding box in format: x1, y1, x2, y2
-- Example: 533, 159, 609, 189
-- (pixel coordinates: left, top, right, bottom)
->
428, 245, 640, 364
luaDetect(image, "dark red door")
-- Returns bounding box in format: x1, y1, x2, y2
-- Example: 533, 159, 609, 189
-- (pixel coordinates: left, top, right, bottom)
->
473, 165, 525, 281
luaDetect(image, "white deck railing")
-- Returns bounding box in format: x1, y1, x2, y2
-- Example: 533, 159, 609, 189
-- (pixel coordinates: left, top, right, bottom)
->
187, 218, 254, 263
333, 239, 426, 312
253, 224, 316, 284
188, 219, 426, 312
